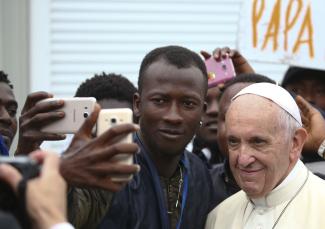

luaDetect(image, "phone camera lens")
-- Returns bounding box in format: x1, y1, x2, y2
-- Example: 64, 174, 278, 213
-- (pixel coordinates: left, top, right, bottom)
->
83, 112, 89, 118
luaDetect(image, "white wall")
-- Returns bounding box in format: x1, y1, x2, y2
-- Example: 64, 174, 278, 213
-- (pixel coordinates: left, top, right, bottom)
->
0, 0, 4, 68
0, 0, 30, 154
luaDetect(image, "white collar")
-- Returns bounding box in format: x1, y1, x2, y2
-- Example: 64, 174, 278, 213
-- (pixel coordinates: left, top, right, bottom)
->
201, 148, 212, 161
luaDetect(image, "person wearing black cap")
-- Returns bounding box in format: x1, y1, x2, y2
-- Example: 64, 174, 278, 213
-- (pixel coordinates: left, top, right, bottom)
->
282, 66, 325, 162
282, 66, 325, 113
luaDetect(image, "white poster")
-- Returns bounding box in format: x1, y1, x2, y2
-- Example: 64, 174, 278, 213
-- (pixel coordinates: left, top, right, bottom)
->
238, 0, 325, 70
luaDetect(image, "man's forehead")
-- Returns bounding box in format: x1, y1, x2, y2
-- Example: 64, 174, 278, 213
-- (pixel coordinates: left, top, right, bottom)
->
142, 61, 205, 89
226, 95, 283, 136
144, 60, 200, 76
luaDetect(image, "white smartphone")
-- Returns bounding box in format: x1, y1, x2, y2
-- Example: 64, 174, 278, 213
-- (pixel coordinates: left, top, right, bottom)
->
96, 108, 134, 181
39, 97, 96, 134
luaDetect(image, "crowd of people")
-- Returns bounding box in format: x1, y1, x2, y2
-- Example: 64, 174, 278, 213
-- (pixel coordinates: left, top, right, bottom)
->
0, 45, 325, 229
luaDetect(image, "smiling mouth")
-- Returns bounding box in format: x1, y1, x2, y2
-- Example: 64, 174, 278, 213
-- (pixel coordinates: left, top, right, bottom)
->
159, 129, 183, 139
239, 168, 264, 176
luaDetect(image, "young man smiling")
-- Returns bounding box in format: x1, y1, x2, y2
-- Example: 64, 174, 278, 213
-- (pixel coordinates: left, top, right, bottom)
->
99, 46, 217, 229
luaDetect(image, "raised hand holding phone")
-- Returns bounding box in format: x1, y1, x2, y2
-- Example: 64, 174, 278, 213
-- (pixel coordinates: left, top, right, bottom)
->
205, 56, 236, 88
96, 108, 134, 181
61, 104, 140, 191
201, 47, 255, 83
38, 97, 96, 134
16, 92, 66, 156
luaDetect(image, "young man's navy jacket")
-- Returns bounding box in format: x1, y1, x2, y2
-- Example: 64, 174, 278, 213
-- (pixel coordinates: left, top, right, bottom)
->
99, 133, 218, 229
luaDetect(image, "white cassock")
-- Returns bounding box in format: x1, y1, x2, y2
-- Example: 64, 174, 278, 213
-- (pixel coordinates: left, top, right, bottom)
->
205, 160, 325, 229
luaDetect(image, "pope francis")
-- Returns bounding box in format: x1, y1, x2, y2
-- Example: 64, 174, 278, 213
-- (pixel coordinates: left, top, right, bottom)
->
205, 83, 325, 229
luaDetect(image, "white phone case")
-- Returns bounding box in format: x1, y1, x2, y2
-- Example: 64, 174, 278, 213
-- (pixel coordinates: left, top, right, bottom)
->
39, 97, 96, 134
97, 108, 134, 181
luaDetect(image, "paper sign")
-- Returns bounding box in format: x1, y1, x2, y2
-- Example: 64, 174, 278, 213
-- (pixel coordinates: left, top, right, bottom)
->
238, 0, 325, 70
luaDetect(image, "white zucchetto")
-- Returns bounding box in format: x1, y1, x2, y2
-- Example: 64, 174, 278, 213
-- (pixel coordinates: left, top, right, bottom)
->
232, 82, 302, 126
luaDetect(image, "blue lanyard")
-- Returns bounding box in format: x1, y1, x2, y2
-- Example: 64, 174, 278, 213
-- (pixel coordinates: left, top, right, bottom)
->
135, 133, 190, 229
0, 135, 9, 156
176, 162, 189, 229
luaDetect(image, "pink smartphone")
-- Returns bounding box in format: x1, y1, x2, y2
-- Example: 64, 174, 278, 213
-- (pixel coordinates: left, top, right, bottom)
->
205, 56, 236, 88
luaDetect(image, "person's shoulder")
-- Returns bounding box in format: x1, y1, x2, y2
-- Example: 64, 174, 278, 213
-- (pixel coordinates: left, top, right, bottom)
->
205, 190, 246, 228
305, 161, 325, 176
303, 171, 325, 204
0, 211, 21, 229
186, 151, 207, 167
210, 190, 247, 215
309, 171, 325, 189
210, 163, 225, 176
186, 151, 214, 180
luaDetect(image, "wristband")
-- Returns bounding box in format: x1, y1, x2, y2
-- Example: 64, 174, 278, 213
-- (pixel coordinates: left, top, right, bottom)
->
317, 139, 325, 158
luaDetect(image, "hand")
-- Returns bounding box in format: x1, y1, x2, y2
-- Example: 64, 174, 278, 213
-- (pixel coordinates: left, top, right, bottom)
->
60, 104, 140, 192
0, 150, 68, 229
15, 92, 66, 156
295, 95, 325, 155
201, 47, 255, 75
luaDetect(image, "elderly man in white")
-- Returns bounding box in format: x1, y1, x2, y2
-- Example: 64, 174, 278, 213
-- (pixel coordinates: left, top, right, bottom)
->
205, 83, 325, 229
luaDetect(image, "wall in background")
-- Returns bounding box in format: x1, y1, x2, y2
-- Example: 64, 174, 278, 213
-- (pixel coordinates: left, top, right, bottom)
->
0, 0, 29, 154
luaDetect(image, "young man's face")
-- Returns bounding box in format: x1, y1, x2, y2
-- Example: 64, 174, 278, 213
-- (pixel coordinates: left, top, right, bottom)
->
134, 60, 206, 156
285, 77, 325, 111
0, 82, 18, 149
196, 86, 221, 146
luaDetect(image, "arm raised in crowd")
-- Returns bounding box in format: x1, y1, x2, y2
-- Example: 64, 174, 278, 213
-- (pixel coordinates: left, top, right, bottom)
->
15, 92, 66, 155
201, 47, 255, 75
295, 95, 325, 156
60, 104, 140, 229
60, 103, 140, 190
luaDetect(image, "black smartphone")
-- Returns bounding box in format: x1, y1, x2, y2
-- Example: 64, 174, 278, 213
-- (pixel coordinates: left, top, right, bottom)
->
0, 156, 40, 228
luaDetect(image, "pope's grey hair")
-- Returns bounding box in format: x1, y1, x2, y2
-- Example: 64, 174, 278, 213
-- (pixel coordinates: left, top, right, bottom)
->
277, 107, 301, 140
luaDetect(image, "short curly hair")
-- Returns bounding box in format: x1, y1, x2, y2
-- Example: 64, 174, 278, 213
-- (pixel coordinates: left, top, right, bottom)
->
138, 45, 208, 94
0, 71, 13, 89
75, 72, 137, 104
222, 73, 275, 92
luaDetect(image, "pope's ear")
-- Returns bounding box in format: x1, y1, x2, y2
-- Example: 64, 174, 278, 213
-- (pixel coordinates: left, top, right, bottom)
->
133, 92, 141, 118
290, 127, 308, 161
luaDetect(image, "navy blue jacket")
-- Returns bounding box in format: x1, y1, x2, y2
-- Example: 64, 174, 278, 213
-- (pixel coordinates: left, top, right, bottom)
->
99, 134, 217, 229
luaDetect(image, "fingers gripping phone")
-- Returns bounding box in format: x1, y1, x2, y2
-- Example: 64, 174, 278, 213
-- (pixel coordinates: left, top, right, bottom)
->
39, 97, 96, 134
205, 56, 236, 88
96, 108, 133, 181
